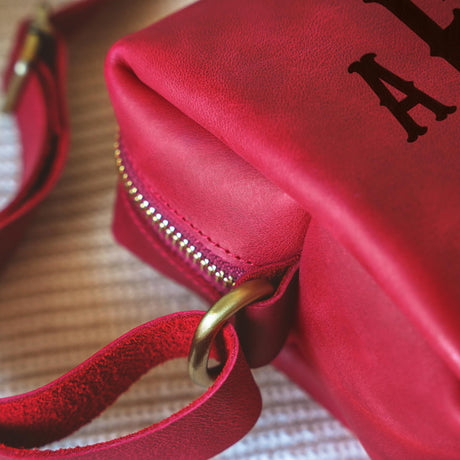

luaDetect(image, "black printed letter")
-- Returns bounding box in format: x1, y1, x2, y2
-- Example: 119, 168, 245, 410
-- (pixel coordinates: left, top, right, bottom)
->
363, 0, 460, 72
348, 53, 457, 142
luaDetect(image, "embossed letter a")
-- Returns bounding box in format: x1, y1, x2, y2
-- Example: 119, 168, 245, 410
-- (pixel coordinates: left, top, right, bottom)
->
348, 54, 457, 142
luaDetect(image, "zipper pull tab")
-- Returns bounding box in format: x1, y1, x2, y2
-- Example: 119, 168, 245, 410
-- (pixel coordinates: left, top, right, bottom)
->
2, 3, 53, 113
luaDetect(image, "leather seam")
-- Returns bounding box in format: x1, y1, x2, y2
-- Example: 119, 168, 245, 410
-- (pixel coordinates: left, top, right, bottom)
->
121, 188, 219, 299
142, 181, 258, 265
121, 141, 260, 266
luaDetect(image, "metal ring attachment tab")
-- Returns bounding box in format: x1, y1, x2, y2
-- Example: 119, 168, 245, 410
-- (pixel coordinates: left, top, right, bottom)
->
188, 279, 274, 387
2, 4, 53, 113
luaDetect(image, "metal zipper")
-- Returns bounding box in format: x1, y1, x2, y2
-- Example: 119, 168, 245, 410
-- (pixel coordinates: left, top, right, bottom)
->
114, 138, 236, 289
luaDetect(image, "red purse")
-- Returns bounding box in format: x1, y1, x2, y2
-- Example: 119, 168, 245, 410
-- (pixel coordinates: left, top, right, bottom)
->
1, 0, 459, 458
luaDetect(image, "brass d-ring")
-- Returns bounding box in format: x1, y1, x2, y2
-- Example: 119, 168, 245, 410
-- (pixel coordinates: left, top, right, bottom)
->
188, 279, 274, 387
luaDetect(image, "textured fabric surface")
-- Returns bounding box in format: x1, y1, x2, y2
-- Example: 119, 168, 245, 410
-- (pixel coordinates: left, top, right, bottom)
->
0, 1, 369, 458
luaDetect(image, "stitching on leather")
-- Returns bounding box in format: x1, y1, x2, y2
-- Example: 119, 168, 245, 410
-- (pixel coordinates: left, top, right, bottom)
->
146, 182, 257, 265
144, 186, 305, 267
125, 153, 258, 266
121, 188, 220, 298
115, 68, 259, 266
154, 194, 258, 265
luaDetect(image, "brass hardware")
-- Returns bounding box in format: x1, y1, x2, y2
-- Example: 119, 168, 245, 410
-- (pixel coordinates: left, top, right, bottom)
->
2, 4, 53, 113
188, 279, 274, 387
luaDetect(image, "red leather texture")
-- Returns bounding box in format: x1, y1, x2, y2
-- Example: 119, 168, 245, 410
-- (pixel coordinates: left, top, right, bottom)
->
106, 37, 310, 269
104, 1, 460, 458
0, 311, 261, 459
3, 0, 460, 458
113, 182, 300, 368
0, 3, 264, 457
277, 220, 460, 459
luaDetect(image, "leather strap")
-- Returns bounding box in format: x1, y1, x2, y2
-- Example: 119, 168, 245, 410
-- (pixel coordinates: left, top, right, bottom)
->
0, 2, 262, 457
0, 311, 262, 458
0, 0, 114, 267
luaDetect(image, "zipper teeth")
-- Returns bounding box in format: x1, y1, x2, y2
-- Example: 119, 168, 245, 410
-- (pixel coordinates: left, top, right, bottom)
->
113, 139, 235, 288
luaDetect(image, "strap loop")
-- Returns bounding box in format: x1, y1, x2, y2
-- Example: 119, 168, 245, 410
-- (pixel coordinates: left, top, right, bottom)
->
188, 279, 274, 386
0, 312, 261, 459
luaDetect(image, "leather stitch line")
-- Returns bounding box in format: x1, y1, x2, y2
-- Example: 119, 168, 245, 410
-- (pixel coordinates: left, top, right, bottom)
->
121, 188, 221, 299
145, 182, 257, 265
124, 149, 258, 266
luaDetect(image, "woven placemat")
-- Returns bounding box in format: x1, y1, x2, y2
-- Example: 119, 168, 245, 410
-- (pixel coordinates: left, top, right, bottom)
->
0, 1, 369, 458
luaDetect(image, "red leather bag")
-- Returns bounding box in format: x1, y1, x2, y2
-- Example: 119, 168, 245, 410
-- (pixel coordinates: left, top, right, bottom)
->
1, 0, 459, 458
